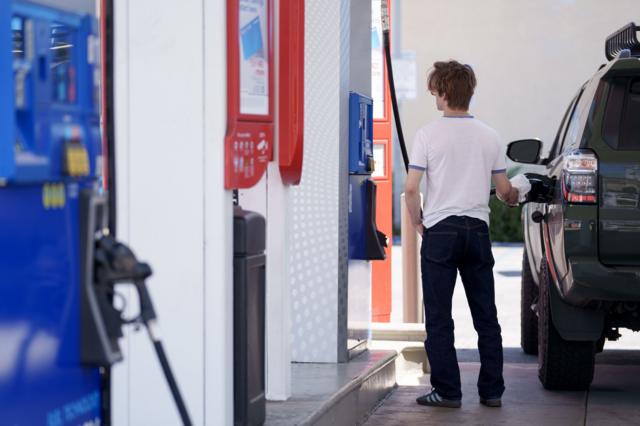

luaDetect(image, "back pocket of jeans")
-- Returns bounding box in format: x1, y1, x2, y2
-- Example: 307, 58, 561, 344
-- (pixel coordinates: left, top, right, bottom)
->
476, 231, 494, 264
423, 231, 457, 263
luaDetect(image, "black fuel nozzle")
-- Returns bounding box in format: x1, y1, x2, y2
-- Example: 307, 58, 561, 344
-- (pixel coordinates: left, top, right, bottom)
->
94, 235, 156, 324
524, 173, 556, 204
92, 234, 192, 425
95, 235, 152, 282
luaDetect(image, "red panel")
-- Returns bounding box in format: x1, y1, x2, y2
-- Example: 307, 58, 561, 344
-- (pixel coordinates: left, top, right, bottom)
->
278, 0, 304, 185
372, 0, 393, 323
225, 0, 275, 189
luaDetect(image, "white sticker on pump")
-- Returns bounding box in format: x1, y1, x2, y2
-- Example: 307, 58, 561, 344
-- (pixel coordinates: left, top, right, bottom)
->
373, 143, 386, 178
239, 0, 269, 116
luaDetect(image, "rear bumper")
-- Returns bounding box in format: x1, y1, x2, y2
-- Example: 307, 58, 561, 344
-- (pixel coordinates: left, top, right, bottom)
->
564, 258, 640, 304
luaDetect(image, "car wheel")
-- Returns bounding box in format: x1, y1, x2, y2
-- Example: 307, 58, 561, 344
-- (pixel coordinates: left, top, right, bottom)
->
521, 249, 538, 355
538, 259, 596, 390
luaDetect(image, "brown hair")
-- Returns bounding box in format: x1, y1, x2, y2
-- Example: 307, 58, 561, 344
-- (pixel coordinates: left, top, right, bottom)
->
427, 60, 477, 110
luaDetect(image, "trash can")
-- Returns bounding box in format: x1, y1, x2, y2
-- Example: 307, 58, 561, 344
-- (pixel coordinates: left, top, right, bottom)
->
234, 206, 266, 426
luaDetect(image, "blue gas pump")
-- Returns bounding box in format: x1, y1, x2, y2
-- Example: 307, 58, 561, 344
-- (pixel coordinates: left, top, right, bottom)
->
0, 2, 105, 424
348, 92, 387, 260
0, 2, 191, 425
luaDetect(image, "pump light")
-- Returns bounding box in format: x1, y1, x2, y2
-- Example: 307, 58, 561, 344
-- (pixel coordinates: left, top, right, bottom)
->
562, 150, 598, 204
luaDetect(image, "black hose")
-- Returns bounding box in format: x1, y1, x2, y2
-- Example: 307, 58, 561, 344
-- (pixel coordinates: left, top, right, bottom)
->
382, 30, 409, 172
151, 339, 193, 426
104, 0, 117, 236
102, 2, 115, 423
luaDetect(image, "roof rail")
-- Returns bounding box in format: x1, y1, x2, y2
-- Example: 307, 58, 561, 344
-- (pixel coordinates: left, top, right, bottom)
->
606, 22, 640, 61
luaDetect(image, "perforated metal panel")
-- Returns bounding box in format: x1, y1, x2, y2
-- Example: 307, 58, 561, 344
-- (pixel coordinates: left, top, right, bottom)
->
289, 0, 347, 363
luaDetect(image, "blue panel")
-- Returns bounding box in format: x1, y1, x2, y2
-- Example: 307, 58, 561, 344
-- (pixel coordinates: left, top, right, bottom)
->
0, 3, 15, 180
348, 175, 385, 260
0, 184, 102, 425
0, 1, 103, 424
349, 175, 368, 258
348, 92, 374, 175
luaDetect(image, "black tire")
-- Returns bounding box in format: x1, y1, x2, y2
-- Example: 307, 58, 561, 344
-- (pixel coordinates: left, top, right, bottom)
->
538, 259, 596, 391
521, 249, 538, 355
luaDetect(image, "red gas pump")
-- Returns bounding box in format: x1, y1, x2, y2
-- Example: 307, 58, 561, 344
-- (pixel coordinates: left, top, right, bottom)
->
372, 0, 394, 322
226, 1, 304, 425
225, 0, 275, 189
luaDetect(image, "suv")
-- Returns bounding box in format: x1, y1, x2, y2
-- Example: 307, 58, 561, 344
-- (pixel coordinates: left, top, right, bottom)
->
506, 23, 640, 391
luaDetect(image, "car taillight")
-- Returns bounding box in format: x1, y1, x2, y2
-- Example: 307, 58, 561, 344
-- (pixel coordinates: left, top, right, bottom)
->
562, 150, 598, 204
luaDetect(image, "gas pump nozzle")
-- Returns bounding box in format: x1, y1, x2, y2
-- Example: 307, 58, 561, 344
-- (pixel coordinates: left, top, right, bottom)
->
91, 234, 193, 426
94, 235, 156, 324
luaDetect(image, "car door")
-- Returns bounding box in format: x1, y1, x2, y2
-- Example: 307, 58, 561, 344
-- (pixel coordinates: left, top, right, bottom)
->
525, 92, 579, 280
545, 82, 600, 293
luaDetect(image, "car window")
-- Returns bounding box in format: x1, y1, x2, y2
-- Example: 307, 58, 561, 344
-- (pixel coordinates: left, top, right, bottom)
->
603, 77, 640, 150
577, 81, 605, 150
548, 97, 577, 160
549, 87, 583, 160
564, 81, 605, 153
553, 86, 585, 158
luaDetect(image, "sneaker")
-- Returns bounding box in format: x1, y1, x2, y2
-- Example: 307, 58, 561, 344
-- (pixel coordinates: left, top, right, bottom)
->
416, 389, 461, 408
479, 397, 502, 407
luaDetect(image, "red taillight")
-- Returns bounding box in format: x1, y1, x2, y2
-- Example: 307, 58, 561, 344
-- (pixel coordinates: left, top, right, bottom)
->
562, 150, 598, 204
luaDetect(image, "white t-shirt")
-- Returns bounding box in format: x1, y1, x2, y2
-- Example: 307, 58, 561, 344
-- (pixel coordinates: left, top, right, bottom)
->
409, 116, 506, 229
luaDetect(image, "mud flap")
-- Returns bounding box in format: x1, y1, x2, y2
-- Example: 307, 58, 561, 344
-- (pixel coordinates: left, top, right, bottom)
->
549, 282, 604, 341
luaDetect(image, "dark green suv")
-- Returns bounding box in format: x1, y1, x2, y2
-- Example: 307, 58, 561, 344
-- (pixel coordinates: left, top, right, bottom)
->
507, 23, 640, 391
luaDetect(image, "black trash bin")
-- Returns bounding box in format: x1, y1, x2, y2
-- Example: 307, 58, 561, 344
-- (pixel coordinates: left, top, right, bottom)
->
233, 206, 266, 426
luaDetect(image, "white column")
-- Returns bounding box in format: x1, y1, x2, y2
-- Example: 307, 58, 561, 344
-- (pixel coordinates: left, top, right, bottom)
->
203, 0, 234, 425
112, 0, 234, 424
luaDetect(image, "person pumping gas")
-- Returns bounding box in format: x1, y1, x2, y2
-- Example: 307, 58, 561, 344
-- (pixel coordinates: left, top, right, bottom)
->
404, 60, 523, 409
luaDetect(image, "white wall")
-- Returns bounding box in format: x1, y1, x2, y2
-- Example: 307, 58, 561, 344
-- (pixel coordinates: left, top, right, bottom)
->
396, 0, 640, 156
112, 0, 233, 425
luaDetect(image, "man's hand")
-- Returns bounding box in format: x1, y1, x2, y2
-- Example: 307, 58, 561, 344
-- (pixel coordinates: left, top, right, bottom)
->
493, 172, 520, 207
496, 187, 519, 206
506, 187, 520, 206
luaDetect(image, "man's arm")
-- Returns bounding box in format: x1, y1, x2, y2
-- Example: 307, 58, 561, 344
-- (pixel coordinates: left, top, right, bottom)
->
405, 169, 424, 234
492, 172, 519, 205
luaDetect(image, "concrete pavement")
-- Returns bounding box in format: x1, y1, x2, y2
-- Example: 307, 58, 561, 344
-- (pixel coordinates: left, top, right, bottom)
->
364, 349, 640, 426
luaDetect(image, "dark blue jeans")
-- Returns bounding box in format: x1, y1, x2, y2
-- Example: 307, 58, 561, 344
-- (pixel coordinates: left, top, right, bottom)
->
421, 215, 505, 400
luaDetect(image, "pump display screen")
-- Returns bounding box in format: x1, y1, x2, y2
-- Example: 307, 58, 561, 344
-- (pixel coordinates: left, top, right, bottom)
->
239, 0, 269, 116
50, 23, 77, 104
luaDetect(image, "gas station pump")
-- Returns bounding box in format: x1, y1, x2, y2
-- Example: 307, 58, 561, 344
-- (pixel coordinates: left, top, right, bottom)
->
0, 1, 190, 424
348, 92, 388, 261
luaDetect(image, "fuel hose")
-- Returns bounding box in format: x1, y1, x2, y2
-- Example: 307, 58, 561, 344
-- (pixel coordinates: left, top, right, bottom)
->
381, 0, 409, 172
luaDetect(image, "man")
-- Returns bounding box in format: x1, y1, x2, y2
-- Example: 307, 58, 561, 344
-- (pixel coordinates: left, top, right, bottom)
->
404, 60, 519, 409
